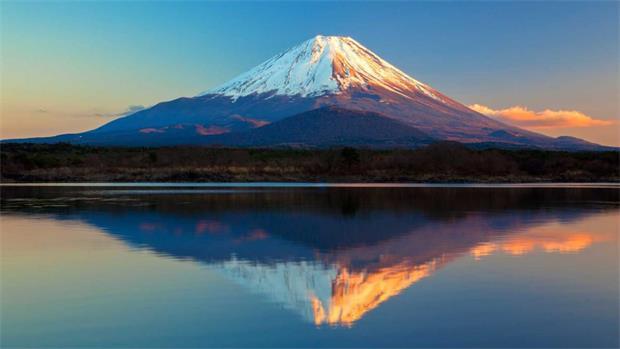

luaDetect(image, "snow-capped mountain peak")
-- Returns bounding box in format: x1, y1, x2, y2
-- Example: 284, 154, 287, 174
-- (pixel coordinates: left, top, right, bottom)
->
201, 35, 442, 101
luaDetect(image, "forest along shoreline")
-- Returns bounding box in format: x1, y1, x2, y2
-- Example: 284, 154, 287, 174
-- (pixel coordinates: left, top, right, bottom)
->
1, 142, 618, 183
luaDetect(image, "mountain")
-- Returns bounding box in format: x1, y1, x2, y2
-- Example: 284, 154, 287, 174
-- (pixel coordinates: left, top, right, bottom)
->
5, 35, 611, 150
205, 107, 433, 148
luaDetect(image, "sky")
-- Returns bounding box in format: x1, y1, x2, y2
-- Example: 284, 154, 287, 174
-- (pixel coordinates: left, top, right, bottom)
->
1, 1, 618, 145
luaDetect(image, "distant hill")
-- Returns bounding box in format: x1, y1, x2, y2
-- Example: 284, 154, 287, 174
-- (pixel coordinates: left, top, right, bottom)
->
205, 107, 433, 148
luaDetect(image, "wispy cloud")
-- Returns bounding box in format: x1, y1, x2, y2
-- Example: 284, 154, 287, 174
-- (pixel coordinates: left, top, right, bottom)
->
469, 104, 613, 129
28, 105, 145, 119
92, 105, 145, 118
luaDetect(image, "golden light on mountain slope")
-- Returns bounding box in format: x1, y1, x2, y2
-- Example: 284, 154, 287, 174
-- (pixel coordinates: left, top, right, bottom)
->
310, 259, 440, 326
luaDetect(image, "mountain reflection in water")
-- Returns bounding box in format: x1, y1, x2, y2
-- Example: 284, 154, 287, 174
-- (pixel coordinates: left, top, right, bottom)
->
1, 186, 617, 327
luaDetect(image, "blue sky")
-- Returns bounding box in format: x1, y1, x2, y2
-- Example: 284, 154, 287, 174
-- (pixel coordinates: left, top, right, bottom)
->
1, 1, 618, 144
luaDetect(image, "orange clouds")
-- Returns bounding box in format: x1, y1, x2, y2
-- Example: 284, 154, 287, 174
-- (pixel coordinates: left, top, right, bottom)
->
469, 104, 613, 129
470, 230, 610, 260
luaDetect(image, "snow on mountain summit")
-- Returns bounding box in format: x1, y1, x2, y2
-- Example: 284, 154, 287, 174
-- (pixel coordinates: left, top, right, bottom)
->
201, 35, 442, 101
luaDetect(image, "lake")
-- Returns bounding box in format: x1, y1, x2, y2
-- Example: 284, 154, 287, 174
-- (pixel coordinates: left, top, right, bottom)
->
1, 184, 618, 348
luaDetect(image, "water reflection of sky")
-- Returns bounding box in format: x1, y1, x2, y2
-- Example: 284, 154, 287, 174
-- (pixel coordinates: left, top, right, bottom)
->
1, 186, 618, 347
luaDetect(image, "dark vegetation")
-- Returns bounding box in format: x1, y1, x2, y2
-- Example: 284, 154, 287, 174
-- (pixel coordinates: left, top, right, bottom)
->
1, 142, 618, 182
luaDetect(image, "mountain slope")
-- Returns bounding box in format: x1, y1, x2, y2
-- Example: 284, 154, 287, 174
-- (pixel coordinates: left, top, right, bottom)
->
14, 107, 431, 147
207, 107, 433, 147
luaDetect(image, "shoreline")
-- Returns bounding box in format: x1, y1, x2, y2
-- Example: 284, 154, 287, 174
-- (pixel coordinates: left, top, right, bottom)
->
2, 182, 619, 188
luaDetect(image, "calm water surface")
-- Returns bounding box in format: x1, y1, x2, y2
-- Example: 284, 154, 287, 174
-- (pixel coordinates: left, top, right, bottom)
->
1, 184, 618, 348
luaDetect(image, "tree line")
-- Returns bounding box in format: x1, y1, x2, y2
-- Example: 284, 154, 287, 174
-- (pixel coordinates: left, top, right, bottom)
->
1, 142, 618, 182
